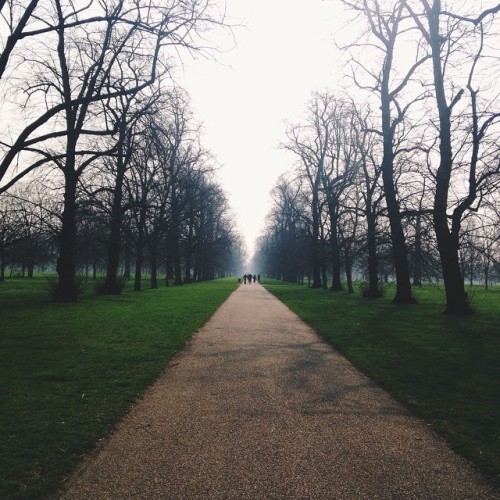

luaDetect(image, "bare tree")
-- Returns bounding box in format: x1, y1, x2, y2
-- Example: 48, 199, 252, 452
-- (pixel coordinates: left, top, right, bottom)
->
157, 89, 206, 286
98, 82, 162, 294
404, 0, 500, 313
283, 94, 337, 288
320, 96, 359, 291
351, 104, 385, 297
341, 0, 431, 304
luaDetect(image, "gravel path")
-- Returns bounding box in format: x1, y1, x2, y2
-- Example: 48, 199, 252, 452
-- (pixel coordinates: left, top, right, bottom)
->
57, 283, 498, 499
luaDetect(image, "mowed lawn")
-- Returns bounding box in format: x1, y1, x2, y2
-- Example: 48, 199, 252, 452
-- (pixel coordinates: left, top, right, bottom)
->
0, 277, 237, 499
264, 280, 500, 488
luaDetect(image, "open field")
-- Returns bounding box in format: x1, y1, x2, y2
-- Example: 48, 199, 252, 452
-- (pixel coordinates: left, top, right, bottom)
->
263, 280, 500, 487
0, 277, 237, 499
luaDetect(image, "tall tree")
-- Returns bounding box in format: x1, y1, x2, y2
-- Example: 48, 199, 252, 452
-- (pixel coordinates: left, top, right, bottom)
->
320, 96, 358, 291
404, 0, 500, 313
352, 105, 385, 297
341, 0, 429, 304
100, 84, 161, 294
284, 94, 334, 288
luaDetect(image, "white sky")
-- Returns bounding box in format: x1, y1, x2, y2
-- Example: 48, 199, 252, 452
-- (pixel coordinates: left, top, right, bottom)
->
181, 0, 350, 258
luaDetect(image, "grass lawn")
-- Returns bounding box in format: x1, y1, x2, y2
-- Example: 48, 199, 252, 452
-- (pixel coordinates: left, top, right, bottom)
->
0, 276, 238, 499
263, 279, 500, 487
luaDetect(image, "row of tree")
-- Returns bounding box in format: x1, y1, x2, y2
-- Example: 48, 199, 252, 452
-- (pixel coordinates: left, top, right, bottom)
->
254, 0, 500, 315
0, 0, 244, 299
0, 90, 245, 289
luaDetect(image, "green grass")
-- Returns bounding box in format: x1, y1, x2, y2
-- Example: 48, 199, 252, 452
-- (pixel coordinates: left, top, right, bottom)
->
0, 276, 238, 499
263, 279, 500, 487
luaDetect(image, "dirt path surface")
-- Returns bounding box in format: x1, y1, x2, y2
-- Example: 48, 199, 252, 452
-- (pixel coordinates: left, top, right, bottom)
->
57, 283, 498, 499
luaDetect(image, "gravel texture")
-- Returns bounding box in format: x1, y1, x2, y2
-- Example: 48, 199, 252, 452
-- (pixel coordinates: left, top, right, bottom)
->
56, 283, 499, 499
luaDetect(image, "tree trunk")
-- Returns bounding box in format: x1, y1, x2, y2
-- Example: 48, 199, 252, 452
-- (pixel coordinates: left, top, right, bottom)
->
469, 253, 474, 287
173, 237, 182, 286
345, 253, 354, 294
413, 214, 423, 287
427, 2, 471, 315
329, 207, 342, 291
310, 241, 322, 288
311, 188, 322, 288
376, 11, 415, 305
56, 167, 78, 302
321, 260, 328, 290
27, 261, 34, 279
83, 255, 88, 283
165, 246, 173, 286
381, 161, 414, 303
103, 140, 126, 293
434, 221, 469, 313
365, 210, 380, 297
380, 90, 414, 304
134, 209, 146, 291
134, 252, 143, 291
184, 214, 194, 283
170, 198, 183, 286
123, 247, 131, 280
150, 249, 158, 289
0, 249, 5, 281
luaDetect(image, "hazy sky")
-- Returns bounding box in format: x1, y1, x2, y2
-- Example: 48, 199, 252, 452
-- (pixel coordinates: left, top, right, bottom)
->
181, 0, 349, 258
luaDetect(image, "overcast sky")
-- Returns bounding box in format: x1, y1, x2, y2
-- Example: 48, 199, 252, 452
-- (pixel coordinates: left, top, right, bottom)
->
181, 0, 350, 259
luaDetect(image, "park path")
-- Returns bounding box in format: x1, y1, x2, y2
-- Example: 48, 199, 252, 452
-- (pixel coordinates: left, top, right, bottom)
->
57, 282, 498, 499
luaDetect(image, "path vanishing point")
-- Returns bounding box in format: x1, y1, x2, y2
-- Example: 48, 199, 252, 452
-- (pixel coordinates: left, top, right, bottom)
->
57, 282, 499, 499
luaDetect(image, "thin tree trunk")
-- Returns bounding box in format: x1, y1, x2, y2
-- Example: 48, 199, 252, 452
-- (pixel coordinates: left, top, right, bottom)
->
104, 140, 126, 293
150, 250, 158, 289
311, 201, 322, 289
365, 211, 380, 297
134, 253, 143, 291
413, 214, 422, 287
0, 249, 5, 281
123, 247, 131, 280
27, 261, 34, 279
329, 207, 342, 291
345, 253, 354, 294
56, 166, 78, 301
134, 210, 146, 291
173, 237, 182, 286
